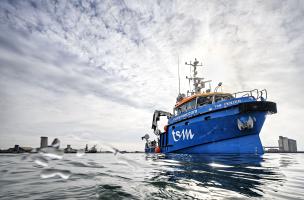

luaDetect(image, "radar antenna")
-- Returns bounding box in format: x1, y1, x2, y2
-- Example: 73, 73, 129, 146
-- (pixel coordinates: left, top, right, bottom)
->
185, 58, 211, 95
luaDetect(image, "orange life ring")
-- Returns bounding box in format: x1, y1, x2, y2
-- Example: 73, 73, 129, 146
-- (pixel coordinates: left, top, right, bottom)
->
155, 146, 161, 153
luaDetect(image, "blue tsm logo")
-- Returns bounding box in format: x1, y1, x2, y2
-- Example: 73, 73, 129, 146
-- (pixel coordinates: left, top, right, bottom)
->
172, 129, 195, 142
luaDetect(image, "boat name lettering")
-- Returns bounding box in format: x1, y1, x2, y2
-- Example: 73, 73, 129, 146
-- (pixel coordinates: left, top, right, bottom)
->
172, 129, 194, 142
173, 110, 198, 121
214, 104, 222, 109
223, 99, 241, 107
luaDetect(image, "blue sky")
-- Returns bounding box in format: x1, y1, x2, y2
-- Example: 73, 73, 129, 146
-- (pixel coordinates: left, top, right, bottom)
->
0, 0, 303, 150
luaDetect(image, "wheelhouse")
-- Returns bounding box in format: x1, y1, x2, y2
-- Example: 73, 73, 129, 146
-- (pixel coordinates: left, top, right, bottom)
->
174, 93, 234, 115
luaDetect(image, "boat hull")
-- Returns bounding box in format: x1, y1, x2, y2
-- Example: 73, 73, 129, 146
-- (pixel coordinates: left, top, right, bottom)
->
173, 134, 263, 154
162, 111, 266, 154
145, 100, 277, 154
158, 100, 277, 154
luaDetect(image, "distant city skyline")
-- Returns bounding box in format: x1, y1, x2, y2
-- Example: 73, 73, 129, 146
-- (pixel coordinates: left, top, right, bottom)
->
1, 0, 304, 150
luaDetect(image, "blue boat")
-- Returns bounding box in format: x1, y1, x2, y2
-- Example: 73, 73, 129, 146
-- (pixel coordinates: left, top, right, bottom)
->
143, 58, 277, 154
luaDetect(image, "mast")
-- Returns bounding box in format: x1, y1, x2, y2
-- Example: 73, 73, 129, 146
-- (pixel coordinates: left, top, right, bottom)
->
185, 58, 211, 96
176, 58, 212, 102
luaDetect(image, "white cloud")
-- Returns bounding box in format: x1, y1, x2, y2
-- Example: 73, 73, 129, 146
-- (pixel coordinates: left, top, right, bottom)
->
0, 0, 303, 150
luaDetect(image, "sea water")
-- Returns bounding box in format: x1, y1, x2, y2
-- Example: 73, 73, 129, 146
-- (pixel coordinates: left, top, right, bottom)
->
0, 152, 304, 199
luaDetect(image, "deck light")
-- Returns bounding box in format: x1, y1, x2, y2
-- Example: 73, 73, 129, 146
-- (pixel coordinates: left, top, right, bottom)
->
214, 82, 223, 93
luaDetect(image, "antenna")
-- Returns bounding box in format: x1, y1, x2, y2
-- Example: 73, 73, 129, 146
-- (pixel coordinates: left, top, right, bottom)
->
176, 58, 213, 100
185, 58, 204, 94
178, 56, 181, 94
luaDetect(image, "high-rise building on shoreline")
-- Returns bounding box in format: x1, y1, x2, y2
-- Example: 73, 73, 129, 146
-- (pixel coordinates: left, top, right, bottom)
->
278, 136, 297, 152
40, 136, 48, 148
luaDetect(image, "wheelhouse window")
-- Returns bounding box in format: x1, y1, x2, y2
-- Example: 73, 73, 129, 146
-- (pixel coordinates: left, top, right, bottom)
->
174, 99, 196, 115
214, 94, 234, 103
197, 96, 213, 107
174, 94, 234, 115
197, 94, 234, 108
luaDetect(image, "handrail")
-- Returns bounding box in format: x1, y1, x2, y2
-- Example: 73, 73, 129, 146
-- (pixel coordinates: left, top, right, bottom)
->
259, 89, 267, 101
232, 89, 258, 99
232, 89, 267, 101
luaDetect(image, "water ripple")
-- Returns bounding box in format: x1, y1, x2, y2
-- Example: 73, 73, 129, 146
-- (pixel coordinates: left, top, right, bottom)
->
40, 168, 71, 179
0, 153, 304, 199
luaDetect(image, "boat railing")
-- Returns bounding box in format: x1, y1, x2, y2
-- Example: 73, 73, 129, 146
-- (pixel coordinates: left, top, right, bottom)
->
259, 89, 267, 101
232, 89, 267, 101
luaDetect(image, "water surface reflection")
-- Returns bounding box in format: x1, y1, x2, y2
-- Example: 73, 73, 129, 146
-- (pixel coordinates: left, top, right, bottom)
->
0, 153, 303, 199
144, 154, 302, 199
